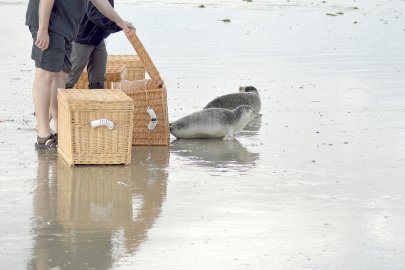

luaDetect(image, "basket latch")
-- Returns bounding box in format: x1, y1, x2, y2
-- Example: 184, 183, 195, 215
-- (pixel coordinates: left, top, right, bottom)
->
147, 106, 158, 131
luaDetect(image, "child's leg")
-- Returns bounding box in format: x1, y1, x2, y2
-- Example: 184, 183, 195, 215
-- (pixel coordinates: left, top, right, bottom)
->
65, 42, 95, 89
50, 71, 69, 131
33, 68, 54, 138
87, 40, 107, 89
30, 28, 72, 145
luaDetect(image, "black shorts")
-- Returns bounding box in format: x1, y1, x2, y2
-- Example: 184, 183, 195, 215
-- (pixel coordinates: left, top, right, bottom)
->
30, 27, 72, 73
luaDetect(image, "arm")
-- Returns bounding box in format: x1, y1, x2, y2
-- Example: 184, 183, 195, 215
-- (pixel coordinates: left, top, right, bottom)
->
90, 0, 134, 32
87, 4, 122, 33
35, 0, 54, 51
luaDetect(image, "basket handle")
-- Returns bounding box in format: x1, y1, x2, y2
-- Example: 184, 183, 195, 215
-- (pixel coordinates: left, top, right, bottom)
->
147, 106, 158, 131
112, 79, 164, 92
125, 29, 163, 87
91, 119, 115, 129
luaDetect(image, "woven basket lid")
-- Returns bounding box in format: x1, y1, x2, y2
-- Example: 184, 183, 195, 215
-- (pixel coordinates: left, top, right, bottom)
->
58, 89, 134, 111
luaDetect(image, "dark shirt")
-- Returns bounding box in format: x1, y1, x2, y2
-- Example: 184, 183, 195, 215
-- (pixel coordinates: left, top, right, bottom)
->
25, 0, 87, 41
75, 0, 122, 45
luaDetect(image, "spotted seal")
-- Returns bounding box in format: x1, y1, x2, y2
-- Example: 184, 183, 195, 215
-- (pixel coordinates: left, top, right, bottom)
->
204, 86, 261, 113
170, 105, 255, 139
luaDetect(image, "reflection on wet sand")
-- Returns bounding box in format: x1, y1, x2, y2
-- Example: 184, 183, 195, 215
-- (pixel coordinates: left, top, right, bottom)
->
170, 117, 260, 168
28, 147, 169, 270
171, 138, 259, 168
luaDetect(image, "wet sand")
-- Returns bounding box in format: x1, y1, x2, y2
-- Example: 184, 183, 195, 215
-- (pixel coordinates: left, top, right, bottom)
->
1, 0, 405, 269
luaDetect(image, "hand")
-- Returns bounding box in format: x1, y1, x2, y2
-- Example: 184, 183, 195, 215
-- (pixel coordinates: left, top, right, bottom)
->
35, 28, 50, 51
117, 20, 135, 33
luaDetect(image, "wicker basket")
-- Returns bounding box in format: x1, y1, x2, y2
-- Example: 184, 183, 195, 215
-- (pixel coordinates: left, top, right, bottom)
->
75, 64, 127, 89
57, 89, 134, 165
112, 30, 169, 145
112, 80, 169, 145
107, 55, 145, 80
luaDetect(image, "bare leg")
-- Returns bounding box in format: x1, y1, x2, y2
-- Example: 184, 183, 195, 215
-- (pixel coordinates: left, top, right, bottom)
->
50, 71, 68, 132
33, 68, 55, 138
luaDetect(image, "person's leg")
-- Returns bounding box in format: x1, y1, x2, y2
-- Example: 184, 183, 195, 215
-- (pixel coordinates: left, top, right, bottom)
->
87, 40, 107, 89
30, 28, 70, 147
49, 37, 73, 133
33, 68, 54, 138
65, 42, 95, 89
50, 71, 69, 131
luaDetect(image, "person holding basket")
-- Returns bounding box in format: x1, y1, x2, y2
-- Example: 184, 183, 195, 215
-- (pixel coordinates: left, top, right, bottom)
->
26, 0, 134, 149
65, 0, 123, 89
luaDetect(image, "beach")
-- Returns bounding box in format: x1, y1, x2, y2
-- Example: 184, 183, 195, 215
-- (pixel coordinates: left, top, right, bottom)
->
1, 0, 405, 269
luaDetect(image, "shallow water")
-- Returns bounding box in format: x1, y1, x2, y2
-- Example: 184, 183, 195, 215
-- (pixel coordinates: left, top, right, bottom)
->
1, 1, 405, 269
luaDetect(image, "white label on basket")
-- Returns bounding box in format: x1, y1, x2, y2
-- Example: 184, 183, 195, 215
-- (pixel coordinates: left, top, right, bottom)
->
91, 119, 115, 129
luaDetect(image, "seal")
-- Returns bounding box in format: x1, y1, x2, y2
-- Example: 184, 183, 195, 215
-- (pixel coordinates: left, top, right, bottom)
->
203, 86, 261, 113
170, 105, 255, 139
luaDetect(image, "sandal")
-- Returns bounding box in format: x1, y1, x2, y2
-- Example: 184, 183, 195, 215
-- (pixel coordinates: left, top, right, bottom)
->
35, 133, 58, 149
